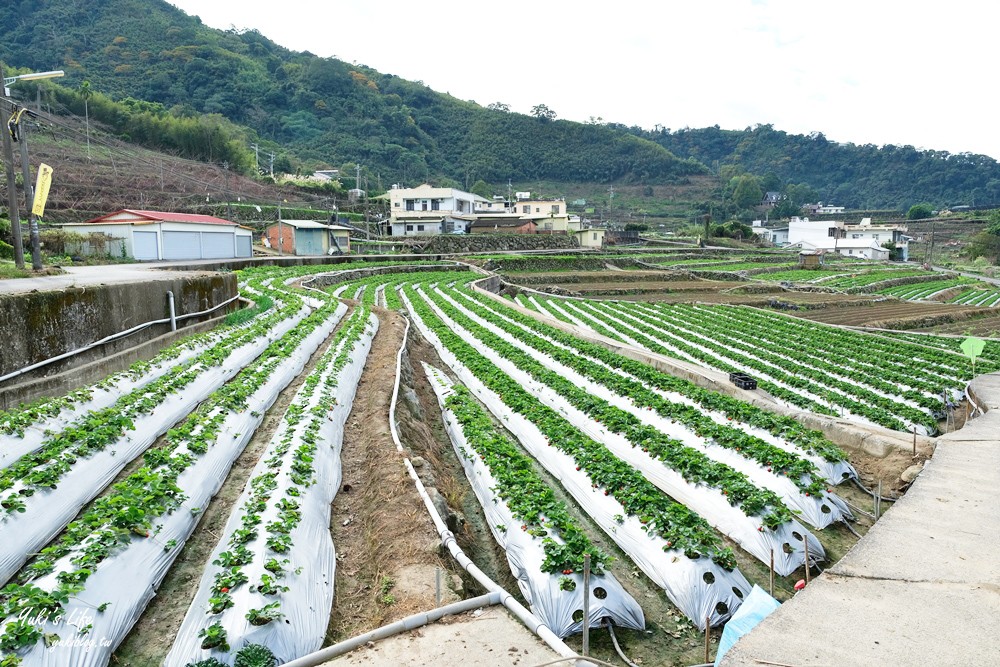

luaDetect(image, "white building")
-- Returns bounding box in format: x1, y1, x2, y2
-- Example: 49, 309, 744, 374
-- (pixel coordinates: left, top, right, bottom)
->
62, 209, 253, 261
387, 183, 489, 236
788, 217, 908, 260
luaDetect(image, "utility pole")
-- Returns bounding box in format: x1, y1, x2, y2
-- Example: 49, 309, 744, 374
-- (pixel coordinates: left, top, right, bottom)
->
250, 142, 260, 173
13, 107, 41, 269
608, 184, 615, 224
0, 79, 25, 268
268, 151, 275, 179
277, 200, 283, 255
223, 161, 232, 220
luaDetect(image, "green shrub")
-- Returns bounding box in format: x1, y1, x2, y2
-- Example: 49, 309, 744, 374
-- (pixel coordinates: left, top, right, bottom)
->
234, 644, 277, 667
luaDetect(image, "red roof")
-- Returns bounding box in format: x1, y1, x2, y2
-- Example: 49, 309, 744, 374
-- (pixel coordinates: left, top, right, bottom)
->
83, 209, 236, 226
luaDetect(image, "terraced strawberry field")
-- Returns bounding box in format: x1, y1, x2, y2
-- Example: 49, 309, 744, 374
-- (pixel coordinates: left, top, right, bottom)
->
1, 259, 960, 666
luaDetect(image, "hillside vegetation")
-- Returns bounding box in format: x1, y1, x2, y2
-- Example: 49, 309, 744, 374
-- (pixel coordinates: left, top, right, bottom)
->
1, 0, 999, 211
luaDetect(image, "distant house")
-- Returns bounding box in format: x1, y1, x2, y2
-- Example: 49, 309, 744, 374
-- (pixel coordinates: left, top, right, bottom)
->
264, 220, 351, 255
788, 217, 906, 260
387, 183, 490, 236
470, 218, 537, 234
312, 169, 340, 181
761, 191, 783, 207
574, 228, 606, 248
758, 227, 790, 245
803, 202, 846, 215
62, 209, 252, 261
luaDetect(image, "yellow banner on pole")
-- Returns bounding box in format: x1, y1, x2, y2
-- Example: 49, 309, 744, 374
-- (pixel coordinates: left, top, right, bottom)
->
32, 163, 53, 217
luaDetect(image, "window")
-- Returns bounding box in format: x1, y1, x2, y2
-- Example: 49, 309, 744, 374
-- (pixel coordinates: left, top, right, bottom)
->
852, 234, 861, 239
405, 200, 414, 211
552, 205, 560, 214
431, 199, 440, 211
406, 225, 413, 231
421, 201, 428, 211
417, 224, 425, 231
394, 202, 400, 207
523, 205, 530, 213
536, 207, 541, 213
593, 233, 598, 241
873, 234, 880, 240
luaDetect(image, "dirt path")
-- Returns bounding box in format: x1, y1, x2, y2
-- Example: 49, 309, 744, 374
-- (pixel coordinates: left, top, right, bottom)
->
324, 606, 558, 667
326, 308, 455, 643
111, 307, 355, 666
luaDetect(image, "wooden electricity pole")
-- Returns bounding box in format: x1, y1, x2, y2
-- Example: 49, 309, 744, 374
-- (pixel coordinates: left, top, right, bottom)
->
0, 66, 25, 268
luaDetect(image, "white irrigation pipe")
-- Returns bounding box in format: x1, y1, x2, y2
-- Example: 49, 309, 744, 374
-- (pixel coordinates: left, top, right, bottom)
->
0, 293, 241, 384
387, 315, 582, 661
279, 592, 503, 667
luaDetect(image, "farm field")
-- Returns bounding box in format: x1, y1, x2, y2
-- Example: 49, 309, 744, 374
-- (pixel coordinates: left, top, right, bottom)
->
794, 300, 990, 328
510, 294, 984, 433
1, 259, 971, 667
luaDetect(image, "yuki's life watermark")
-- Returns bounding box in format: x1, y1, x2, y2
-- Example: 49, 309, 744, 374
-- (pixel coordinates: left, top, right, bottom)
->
18, 607, 113, 651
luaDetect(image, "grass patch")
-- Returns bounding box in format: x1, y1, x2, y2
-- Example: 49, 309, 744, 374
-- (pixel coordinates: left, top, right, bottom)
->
0, 261, 32, 279
224, 294, 274, 326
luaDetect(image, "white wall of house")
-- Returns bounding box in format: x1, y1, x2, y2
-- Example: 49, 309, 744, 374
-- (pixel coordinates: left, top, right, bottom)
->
391, 220, 443, 237
389, 185, 484, 217
61, 222, 251, 260
788, 218, 843, 247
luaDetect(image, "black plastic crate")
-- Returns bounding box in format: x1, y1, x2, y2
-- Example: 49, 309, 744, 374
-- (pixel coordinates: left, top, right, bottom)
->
729, 372, 757, 390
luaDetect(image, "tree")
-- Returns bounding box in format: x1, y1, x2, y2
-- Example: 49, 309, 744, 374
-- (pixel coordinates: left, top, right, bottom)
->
985, 209, 1000, 236
907, 203, 934, 220
881, 240, 903, 261
470, 179, 492, 199
486, 102, 510, 112
530, 104, 556, 121
730, 174, 763, 210
785, 182, 818, 207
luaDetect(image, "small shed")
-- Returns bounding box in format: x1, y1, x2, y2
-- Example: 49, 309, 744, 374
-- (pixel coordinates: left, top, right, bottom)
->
62, 209, 252, 261
470, 218, 537, 234
574, 228, 605, 248
798, 251, 824, 268
264, 220, 351, 255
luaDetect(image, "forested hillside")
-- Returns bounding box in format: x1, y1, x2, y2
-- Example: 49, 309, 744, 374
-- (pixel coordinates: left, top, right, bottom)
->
2, 0, 1000, 210
628, 124, 1000, 209
0, 0, 700, 186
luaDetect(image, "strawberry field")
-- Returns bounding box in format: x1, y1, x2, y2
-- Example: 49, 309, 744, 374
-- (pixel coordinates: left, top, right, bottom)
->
0, 261, 973, 666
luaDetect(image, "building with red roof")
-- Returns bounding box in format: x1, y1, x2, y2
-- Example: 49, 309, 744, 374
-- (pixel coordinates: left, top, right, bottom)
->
62, 209, 253, 261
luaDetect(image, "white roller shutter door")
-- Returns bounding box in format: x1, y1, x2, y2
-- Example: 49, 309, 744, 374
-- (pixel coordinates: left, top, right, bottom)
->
201, 231, 234, 258
236, 235, 252, 257
162, 231, 201, 260
132, 231, 159, 260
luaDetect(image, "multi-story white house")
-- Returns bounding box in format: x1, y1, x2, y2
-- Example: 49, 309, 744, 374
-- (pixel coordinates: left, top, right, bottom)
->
787, 217, 909, 260
387, 183, 490, 236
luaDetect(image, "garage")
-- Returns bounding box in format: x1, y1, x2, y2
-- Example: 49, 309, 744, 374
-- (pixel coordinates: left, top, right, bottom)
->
132, 231, 159, 260
62, 209, 253, 261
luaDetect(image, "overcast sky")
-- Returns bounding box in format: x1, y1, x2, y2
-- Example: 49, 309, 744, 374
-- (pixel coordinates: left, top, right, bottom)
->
168, 0, 1000, 160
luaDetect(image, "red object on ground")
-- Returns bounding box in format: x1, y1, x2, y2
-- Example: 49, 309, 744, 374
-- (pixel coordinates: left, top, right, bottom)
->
794, 579, 807, 591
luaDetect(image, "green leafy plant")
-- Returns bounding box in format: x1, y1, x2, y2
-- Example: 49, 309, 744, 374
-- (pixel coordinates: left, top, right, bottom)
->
198, 622, 229, 651
233, 643, 278, 667
246, 601, 283, 626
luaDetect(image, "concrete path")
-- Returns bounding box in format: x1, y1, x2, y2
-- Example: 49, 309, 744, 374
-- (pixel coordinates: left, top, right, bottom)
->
0, 263, 214, 294
721, 374, 1000, 666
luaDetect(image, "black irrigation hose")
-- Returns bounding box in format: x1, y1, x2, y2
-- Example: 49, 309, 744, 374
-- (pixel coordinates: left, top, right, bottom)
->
852, 477, 899, 503
843, 518, 864, 539
605, 620, 641, 667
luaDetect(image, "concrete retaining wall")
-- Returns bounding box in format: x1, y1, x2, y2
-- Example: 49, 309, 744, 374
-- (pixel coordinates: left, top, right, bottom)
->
416, 234, 579, 255
0, 273, 236, 386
